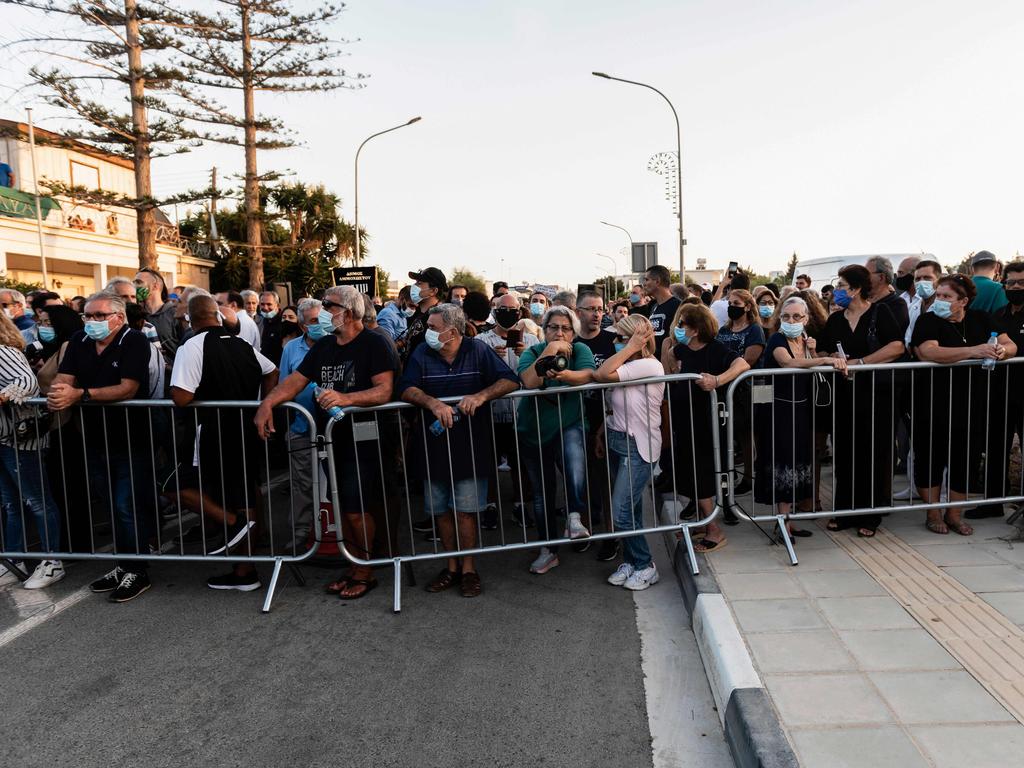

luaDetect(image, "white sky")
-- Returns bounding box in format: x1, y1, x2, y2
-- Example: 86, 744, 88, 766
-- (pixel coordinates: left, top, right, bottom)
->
5, 0, 1024, 289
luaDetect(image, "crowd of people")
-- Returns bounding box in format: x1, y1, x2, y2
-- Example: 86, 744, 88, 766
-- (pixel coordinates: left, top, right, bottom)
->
0, 250, 1021, 602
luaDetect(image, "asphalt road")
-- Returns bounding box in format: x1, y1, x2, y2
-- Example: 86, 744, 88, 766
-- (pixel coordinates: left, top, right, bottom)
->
0, 536, 732, 768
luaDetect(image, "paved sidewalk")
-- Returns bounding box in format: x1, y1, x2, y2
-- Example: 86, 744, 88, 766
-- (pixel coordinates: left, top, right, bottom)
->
706, 509, 1024, 768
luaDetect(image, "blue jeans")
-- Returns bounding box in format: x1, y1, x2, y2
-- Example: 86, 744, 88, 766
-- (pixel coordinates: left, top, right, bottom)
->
0, 443, 62, 553
522, 423, 588, 550
85, 449, 154, 571
423, 476, 488, 516
608, 430, 654, 570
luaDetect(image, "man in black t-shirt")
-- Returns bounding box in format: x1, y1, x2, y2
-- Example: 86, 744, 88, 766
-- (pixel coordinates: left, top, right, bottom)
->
255, 286, 394, 601
643, 265, 682, 356
48, 291, 156, 603
575, 290, 619, 560
402, 266, 447, 363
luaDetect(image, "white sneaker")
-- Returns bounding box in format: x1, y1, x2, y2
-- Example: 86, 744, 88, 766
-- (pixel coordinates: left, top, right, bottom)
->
23, 560, 65, 589
529, 547, 560, 574
565, 512, 590, 539
607, 563, 635, 586
497, 460, 511, 472
0, 560, 25, 585
893, 486, 920, 501
623, 564, 659, 591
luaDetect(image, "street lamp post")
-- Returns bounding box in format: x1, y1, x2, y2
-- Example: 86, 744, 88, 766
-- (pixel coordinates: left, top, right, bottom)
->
596, 252, 617, 299
354, 116, 422, 266
593, 72, 685, 285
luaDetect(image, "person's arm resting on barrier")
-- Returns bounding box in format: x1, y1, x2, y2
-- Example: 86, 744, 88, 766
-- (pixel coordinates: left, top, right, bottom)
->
915, 340, 1000, 364
47, 372, 139, 410
254, 371, 311, 438
697, 357, 749, 392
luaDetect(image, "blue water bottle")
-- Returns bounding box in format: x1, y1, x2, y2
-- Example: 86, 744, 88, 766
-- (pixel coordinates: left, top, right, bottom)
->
429, 407, 460, 436
314, 385, 345, 421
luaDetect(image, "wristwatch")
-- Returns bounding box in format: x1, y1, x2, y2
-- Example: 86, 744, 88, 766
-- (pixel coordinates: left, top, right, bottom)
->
80, 387, 92, 403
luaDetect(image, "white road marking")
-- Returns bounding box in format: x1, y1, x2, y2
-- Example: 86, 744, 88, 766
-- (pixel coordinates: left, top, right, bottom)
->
0, 583, 93, 650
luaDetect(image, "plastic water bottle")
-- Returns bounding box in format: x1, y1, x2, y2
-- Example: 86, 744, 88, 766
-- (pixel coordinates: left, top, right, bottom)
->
314, 386, 345, 421
429, 407, 460, 436
982, 332, 998, 372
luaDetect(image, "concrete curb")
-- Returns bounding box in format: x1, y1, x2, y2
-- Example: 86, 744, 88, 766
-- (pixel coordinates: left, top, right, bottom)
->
670, 539, 799, 768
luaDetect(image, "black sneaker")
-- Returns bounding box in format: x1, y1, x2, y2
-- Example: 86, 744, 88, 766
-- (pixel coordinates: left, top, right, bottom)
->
412, 518, 434, 533
207, 570, 261, 592
679, 500, 697, 521
209, 517, 255, 555
90, 566, 126, 593
109, 571, 151, 602
509, 503, 535, 528
480, 504, 499, 531
571, 539, 592, 553
596, 539, 621, 562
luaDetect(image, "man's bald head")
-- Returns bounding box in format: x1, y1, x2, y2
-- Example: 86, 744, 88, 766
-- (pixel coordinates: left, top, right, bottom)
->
188, 294, 220, 328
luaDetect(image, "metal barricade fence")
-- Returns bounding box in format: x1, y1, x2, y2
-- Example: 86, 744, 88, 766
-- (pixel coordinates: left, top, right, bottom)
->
324, 373, 727, 612
723, 358, 1024, 564
0, 398, 318, 612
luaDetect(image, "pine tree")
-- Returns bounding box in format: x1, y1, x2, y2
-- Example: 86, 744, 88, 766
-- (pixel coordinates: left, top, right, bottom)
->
4, 0, 207, 269
165, 1, 364, 290
784, 251, 799, 283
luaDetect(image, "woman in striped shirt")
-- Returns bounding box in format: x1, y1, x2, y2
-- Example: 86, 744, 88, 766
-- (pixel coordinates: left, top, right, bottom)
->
0, 312, 64, 589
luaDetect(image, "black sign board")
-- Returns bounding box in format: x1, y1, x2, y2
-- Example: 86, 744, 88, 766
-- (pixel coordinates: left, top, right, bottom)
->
332, 266, 379, 296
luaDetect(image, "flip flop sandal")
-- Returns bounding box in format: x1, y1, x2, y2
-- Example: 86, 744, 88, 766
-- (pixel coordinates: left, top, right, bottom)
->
857, 528, 877, 538
459, 571, 482, 598
790, 528, 813, 538
325, 574, 354, 594
945, 519, 973, 536
826, 518, 840, 531
338, 578, 378, 600
694, 537, 727, 553
925, 519, 948, 535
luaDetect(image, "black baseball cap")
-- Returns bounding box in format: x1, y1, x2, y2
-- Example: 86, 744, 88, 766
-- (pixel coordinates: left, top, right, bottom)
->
408, 267, 448, 293
971, 250, 997, 267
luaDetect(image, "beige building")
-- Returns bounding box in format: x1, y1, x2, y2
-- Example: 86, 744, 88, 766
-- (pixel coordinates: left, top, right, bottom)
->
0, 119, 214, 297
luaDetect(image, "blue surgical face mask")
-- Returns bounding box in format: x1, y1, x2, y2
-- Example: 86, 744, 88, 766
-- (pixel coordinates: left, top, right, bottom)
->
781, 321, 804, 338
832, 288, 852, 309
260, 309, 277, 320
629, 293, 641, 305
930, 299, 952, 319
402, 306, 416, 318
758, 305, 774, 318
38, 326, 56, 342
425, 328, 447, 351
614, 342, 626, 353
673, 326, 691, 344
915, 280, 935, 300
530, 301, 545, 317
84, 319, 113, 341
24, 307, 35, 319
409, 285, 423, 304
306, 322, 326, 341
317, 309, 337, 337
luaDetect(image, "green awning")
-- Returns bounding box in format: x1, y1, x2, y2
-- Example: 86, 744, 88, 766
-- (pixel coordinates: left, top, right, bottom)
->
0, 186, 60, 220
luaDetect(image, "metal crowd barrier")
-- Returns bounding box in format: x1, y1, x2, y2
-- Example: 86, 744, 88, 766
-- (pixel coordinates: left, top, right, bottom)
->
324, 374, 727, 612
723, 358, 1024, 564
0, 399, 318, 612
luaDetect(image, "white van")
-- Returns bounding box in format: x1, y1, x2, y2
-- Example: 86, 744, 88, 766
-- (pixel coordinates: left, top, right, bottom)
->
792, 254, 934, 289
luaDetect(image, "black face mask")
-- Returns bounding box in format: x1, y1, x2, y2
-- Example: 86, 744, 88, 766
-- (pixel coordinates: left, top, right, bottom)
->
727, 305, 746, 321
1007, 289, 1024, 307
895, 274, 914, 292
493, 307, 520, 329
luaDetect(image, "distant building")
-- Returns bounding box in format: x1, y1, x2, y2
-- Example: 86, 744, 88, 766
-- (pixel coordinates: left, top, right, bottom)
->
0, 119, 214, 296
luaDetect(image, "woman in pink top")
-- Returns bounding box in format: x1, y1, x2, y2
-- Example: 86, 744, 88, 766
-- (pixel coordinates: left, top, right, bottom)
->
593, 315, 666, 591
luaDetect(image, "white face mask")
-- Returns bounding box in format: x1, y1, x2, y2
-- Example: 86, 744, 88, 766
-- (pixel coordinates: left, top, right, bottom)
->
3, 308, 14, 320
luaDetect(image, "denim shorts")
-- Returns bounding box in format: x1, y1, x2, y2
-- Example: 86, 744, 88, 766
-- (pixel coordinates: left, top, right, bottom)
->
423, 476, 488, 517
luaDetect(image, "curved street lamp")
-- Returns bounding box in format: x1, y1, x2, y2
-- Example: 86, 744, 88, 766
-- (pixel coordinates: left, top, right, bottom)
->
354, 116, 422, 265
593, 72, 685, 284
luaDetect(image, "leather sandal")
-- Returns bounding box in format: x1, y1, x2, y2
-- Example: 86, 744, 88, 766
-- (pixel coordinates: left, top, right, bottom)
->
338, 578, 378, 600
459, 571, 482, 598
426, 568, 461, 593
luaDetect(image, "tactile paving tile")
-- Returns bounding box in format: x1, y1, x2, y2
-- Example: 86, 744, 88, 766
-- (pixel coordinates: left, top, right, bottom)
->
826, 526, 1024, 723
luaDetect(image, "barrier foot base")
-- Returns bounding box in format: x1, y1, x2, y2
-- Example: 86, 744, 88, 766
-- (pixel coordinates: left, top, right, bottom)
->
393, 558, 402, 613
776, 517, 798, 565
681, 526, 700, 575
1, 558, 29, 582
261, 558, 285, 614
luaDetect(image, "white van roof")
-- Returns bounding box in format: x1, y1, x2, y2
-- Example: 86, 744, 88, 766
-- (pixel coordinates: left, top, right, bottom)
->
793, 253, 934, 287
